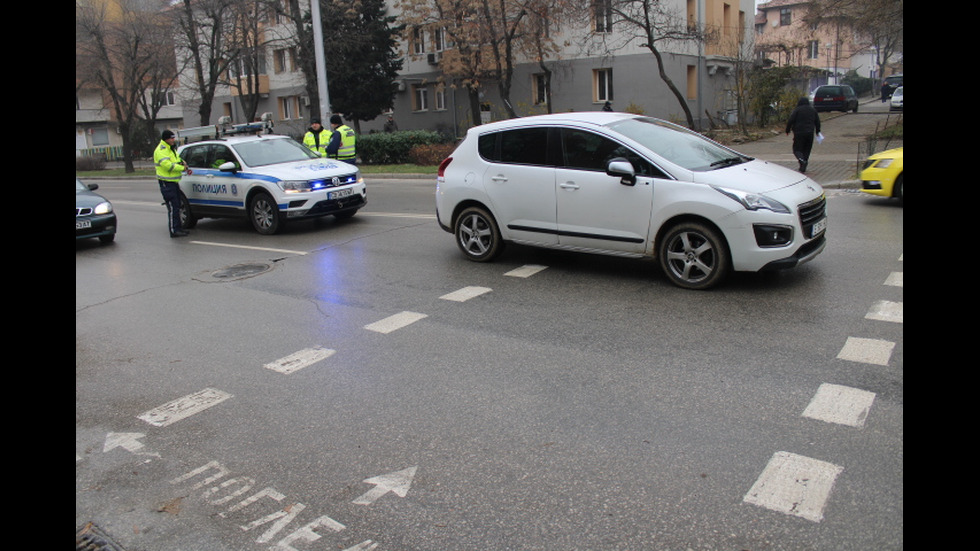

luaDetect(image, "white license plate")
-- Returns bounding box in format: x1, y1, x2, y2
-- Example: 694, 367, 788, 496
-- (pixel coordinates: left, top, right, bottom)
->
328, 188, 354, 200
76, 219, 91, 229
810, 217, 827, 237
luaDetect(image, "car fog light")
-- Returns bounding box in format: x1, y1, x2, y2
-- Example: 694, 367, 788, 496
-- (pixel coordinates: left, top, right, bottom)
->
753, 224, 793, 247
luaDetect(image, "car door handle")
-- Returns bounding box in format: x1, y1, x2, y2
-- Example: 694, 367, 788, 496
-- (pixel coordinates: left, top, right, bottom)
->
559, 181, 580, 190
490, 175, 508, 183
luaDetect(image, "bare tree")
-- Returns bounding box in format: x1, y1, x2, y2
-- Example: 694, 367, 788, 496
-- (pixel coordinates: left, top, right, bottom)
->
173, 0, 240, 126
76, 0, 177, 172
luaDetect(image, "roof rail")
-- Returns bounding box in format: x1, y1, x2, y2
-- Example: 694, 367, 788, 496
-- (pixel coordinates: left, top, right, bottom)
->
177, 112, 275, 143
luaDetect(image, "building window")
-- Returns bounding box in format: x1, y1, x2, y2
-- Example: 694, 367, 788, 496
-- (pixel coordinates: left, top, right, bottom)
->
779, 8, 791, 26
593, 68, 613, 103
686, 65, 697, 100
532, 73, 549, 105
435, 85, 446, 111
412, 28, 425, 55
807, 40, 820, 59
279, 96, 300, 120
412, 84, 428, 111
433, 27, 448, 52
274, 48, 296, 73
593, 0, 613, 33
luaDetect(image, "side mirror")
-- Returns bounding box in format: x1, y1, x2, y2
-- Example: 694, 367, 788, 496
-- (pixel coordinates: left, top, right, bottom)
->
219, 161, 239, 173
606, 157, 636, 186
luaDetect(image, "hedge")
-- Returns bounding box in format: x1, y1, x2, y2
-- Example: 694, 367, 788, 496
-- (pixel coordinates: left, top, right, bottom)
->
357, 130, 450, 165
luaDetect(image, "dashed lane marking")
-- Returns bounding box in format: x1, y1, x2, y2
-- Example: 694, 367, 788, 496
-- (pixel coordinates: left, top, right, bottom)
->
137, 388, 233, 427
802, 383, 877, 428
364, 311, 428, 334
264, 346, 336, 374
836, 337, 895, 366
743, 451, 844, 522
504, 264, 548, 278
440, 286, 492, 302
865, 300, 903, 323
884, 272, 903, 287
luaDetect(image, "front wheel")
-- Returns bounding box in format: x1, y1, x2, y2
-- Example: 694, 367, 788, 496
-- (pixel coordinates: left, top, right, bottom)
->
454, 206, 503, 262
658, 222, 730, 290
249, 191, 284, 234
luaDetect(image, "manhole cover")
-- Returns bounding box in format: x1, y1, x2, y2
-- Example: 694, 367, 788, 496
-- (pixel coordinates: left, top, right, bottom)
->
210, 263, 272, 279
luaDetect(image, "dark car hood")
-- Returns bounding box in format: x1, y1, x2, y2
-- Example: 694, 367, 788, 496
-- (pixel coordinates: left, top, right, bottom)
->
76, 189, 109, 209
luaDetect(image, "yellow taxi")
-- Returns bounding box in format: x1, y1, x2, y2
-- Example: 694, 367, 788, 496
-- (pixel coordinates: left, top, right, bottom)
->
860, 147, 903, 204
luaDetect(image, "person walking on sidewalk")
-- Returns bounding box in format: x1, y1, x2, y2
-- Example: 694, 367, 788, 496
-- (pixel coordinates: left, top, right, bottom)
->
785, 97, 821, 173
154, 130, 188, 237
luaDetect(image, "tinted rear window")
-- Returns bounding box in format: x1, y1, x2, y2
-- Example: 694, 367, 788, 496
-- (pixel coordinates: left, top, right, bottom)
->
478, 128, 549, 166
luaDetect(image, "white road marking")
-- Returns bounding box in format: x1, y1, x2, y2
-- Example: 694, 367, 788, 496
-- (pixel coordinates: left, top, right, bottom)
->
264, 347, 336, 374
191, 241, 307, 255
138, 388, 233, 427
440, 286, 492, 302
743, 451, 843, 522
359, 212, 436, 220
353, 466, 418, 505
364, 311, 427, 334
837, 337, 895, 366
504, 264, 548, 278
883, 272, 903, 287
802, 384, 876, 428
865, 300, 903, 323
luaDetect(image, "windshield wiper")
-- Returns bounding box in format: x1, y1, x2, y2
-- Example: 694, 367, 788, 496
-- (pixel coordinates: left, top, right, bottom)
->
710, 156, 747, 169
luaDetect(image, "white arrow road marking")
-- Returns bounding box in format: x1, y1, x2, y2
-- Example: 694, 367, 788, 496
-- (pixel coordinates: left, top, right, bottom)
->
103, 432, 161, 458
353, 466, 418, 505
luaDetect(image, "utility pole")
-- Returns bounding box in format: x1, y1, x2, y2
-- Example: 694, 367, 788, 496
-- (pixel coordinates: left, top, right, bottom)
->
310, 0, 330, 120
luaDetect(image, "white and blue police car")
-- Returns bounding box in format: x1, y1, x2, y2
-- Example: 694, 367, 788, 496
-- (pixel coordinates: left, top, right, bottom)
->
176, 117, 365, 235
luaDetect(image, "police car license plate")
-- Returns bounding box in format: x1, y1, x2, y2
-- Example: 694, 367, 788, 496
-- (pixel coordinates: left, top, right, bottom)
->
810, 217, 827, 238
77, 220, 91, 229
328, 188, 353, 200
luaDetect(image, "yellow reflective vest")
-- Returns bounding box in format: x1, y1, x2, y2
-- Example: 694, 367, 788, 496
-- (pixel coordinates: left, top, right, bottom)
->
332, 125, 356, 162
154, 140, 184, 183
303, 128, 331, 157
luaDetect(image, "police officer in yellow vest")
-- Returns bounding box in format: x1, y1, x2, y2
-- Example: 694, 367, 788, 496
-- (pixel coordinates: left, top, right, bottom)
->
302, 118, 331, 157
154, 130, 188, 237
326, 114, 357, 164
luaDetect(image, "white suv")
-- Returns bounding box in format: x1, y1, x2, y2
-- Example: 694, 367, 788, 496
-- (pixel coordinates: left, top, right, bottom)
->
435, 113, 827, 289
177, 134, 365, 234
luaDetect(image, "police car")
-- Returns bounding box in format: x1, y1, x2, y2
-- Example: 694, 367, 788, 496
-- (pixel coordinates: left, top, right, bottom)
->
175, 115, 365, 234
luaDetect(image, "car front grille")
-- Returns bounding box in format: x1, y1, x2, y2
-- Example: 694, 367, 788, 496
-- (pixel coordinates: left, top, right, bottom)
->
798, 195, 826, 227
77, 207, 93, 216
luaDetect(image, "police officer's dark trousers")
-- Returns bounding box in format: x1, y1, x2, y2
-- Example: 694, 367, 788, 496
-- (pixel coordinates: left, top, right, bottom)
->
158, 180, 183, 236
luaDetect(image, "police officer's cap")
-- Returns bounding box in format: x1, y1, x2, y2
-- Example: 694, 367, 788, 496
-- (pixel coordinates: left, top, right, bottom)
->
162, 130, 176, 140
330, 115, 343, 125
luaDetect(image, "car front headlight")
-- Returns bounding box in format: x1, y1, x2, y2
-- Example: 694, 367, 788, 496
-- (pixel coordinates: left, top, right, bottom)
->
874, 159, 894, 169
712, 186, 790, 214
94, 201, 113, 215
279, 180, 311, 193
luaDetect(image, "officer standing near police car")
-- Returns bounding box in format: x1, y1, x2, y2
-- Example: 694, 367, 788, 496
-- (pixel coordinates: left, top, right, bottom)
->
154, 130, 188, 237
325, 114, 357, 165
303, 118, 331, 157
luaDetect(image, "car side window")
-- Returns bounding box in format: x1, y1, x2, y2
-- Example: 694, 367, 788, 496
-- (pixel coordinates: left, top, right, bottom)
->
209, 145, 239, 170
560, 128, 664, 178
478, 128, 549, 166
182, 145, 210, 169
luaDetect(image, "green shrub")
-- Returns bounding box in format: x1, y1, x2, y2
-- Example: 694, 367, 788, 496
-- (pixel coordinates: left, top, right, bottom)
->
358, 130, 449, 165
407, 143, 456, 165
76, 155, 106, 171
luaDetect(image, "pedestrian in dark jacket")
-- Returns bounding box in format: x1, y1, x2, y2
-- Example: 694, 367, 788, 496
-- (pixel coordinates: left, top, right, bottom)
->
785, 97, 821, 173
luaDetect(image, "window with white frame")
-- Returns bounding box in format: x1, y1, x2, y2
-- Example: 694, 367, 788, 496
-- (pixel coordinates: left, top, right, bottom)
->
434, 85, 446, 111
807, 40, 820, 59
412, 84, 428, 111
279, 96, 300, 120
532, 73, 549, 105
413, 28, 425, 55
593, 0, 613, 33
593, 68, 613, 103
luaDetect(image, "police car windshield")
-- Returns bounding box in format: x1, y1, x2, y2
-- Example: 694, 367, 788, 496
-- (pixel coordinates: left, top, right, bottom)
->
607, 117, 748, 172
232, 137, 319, 167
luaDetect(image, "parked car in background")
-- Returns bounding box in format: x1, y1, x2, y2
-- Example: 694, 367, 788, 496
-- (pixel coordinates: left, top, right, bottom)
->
889, 86, 903, 111
882, 75, 903, 98
436, 112, 828, 290
860, 147, 903, 205
76, 178, 116, 244
812, 85, 859, 113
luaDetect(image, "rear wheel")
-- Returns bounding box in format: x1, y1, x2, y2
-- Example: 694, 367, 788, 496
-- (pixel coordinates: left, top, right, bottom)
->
658, 222, 730, 290
179, 192, 197, 229
249, 191, 284, 234
454, 206, 503, 262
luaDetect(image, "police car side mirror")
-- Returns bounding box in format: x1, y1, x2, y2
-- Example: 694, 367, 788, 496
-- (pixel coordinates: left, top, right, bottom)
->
606, 157, 636, 186
218, 161, 238, 173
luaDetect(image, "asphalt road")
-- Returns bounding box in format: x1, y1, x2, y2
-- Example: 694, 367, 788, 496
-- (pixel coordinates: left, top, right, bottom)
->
77, 108, 902, 550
